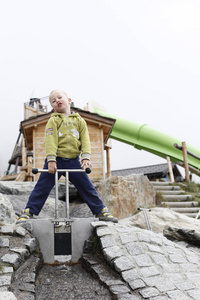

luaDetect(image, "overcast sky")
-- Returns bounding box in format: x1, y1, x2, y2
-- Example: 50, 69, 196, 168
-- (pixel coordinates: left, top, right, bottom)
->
1, 0, 200, 182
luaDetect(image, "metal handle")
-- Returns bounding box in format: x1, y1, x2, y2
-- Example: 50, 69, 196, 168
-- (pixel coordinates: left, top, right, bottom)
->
32, 167, 91, 174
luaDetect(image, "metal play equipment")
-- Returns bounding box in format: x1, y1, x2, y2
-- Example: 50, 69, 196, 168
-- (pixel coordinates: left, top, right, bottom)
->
93, 108, 200, 171
28, 167, 98, 264
137, 207, 152, 231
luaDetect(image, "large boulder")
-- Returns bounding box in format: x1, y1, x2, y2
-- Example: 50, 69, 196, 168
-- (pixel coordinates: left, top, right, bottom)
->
97, 174, 155, 219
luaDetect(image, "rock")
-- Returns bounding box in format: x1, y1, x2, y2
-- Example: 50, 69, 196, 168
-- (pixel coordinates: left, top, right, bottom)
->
0, 182, 35, 194
113, 256, 135, 272
24, 238, 38, 254
0, 225, 14, 235
0, 183, 21, 195
0, 195, 17, 224
6, 194, 67, 219
163, 226, 200, 246
0, 175, 155, 222
97, 174, 155, 219
0, 292, 17, 300
69, 203, 94, 218
130, 207, 200, 233
1, 253, 21, 269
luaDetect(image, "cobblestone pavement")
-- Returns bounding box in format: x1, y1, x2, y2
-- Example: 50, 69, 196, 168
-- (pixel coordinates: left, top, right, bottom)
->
85, 220, 200, 300
2, 219, 200, 299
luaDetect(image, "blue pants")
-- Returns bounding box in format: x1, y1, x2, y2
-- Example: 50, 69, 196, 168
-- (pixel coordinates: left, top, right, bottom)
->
26, 157, 105, 216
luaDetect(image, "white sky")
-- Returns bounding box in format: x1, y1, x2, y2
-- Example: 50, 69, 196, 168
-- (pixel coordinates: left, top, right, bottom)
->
1, 0, 200, 182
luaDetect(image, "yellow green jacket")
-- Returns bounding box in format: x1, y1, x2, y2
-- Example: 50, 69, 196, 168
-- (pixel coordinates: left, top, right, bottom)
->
45, 112, 91, 162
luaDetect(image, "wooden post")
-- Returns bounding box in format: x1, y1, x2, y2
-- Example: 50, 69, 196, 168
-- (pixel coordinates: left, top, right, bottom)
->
166, 156, 174, 183
182, 141, 190, 183
106, 146, 111, 178
26, 156, 33, 181
22, 137, 27, 167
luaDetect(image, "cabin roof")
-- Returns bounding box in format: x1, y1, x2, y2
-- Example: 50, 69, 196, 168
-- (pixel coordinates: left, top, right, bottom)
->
110, 163, 183, 181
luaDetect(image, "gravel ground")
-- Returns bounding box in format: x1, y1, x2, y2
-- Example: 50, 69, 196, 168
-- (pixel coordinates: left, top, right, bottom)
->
35, 263, 112, 300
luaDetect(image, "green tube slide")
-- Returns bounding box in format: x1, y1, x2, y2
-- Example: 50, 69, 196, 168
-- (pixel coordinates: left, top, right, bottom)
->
94, 108, 200, 171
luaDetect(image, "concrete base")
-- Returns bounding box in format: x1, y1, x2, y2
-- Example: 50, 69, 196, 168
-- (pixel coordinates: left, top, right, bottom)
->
29, 218, 98, 263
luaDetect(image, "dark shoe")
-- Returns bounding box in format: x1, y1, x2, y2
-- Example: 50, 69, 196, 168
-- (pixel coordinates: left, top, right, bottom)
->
16, 208, 33, 224
96, 207, 118, 223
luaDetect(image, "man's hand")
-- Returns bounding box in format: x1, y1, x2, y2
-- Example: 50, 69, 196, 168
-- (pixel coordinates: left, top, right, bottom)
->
81, 159, 92, 170
48, 161, 57, 174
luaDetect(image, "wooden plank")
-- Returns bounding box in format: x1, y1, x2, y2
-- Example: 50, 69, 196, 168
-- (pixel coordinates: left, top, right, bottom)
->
16, 171, 27, 182
90, 137, 102, 143
0, 174, 18, 181
91, 153, 103, 160
28, 156, 32, 175
166, 156, 174, 183
22, 137, 26, 166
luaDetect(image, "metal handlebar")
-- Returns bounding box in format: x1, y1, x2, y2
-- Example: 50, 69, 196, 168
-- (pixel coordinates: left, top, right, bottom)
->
32, 167, 92, 219
32, 167, 91, 174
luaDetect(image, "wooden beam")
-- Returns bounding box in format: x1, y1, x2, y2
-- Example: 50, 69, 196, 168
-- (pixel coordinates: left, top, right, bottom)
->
22, 137, 26, 166
16, 171, 26, 182
166, 156, 174, 183
106, 146, 111, 178
182, 142, 190, 183
177, 161, 200, 177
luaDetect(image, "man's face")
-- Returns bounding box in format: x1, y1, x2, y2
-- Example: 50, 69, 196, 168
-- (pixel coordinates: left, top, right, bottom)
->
49, 90, 71, 114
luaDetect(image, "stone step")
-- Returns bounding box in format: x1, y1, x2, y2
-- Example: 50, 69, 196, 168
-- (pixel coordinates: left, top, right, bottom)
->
156, 190, 185, 195
171, 207, 200, 213
161, 195, 193, 201
162, 201, 199, 207
185, 213, 199, 218
154, 185, 181, 191
151, 182, 173, 186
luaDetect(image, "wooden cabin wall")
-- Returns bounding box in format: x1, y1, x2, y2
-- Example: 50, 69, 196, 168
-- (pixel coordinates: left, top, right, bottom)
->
33, 123, 46, 181
32, 122, 105, 181
87, 123, 105, 181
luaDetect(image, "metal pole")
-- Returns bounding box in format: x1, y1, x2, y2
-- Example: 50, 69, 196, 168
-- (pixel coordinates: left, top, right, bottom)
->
138, 207, 152, 231
65, 171, 69, 219
193, 210, 200, 225
144, 210, 152, 231
55, 171, 59, 219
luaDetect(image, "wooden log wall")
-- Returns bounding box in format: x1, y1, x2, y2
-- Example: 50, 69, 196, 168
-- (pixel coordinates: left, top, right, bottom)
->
88, 123, 105, 180
32, 122, 105, 181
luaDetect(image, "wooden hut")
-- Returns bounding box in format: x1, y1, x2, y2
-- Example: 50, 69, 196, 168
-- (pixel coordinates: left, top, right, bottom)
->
5, 99, 115, 182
